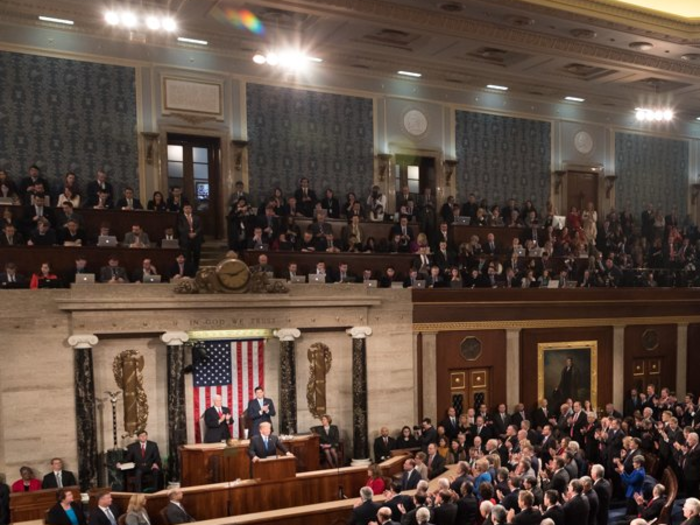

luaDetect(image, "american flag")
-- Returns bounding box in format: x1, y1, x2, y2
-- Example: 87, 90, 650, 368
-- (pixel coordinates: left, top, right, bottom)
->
192, 339, 265, 442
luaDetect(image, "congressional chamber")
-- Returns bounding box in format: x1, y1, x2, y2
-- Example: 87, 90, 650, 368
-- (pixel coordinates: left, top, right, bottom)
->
4, 1, 700, 525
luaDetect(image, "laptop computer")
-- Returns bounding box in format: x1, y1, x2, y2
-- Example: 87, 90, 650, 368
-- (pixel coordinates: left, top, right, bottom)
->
162, 239, 179, 249
454, 216, 471, 225
391, 281, 404, 289
97, 235, 118, 247
365, 279, 378, 288
75, 273, 95, 284
529, 247, 543, 257
143, 275, 162, 283
547, 281, 560, 289
514, 246, 526, 257
414, 280, 426, 289
308, 274, 326, 283
552, 215, 566, 230
253, 243, 269, 251
290, 275, 306, 283
0, 197, 13, 205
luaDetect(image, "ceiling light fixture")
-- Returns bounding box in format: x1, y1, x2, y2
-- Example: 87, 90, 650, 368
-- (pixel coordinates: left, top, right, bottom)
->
105, 11, 120, 25
398, 70, 422, 78
636, 108, 673, 122
120, 12, 138, 28
253, 53, 267, 64
565, 96, 585, 102
177, 36, 208, 46
38, 15, 74, 25
105, 11, 176, 31
162, 18, 177, 32
307, 56, 323, 63
487, 84, 509, 91
252, 51, 323, 69
145, 16, 161, 30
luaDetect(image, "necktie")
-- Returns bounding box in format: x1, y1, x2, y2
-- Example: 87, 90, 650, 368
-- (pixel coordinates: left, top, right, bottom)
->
141, 443, 146, 458
384, 437, 388, 446
105, 509, 117, 525
186, 215, 193, 232
56, 472, 62, 488
9, 274, 14, 283
217, 407, 221, 415
8, 236, 12, 245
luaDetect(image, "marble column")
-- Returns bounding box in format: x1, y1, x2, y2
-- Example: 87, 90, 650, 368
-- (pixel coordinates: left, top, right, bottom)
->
677, 324, 689, 396
421, 333, 437, 421
613, 326, 625, 410
347, 326, 372, 460
505, 329, 522, 408
161, 331, 189, 483
273, 329, 301, 435
68, 334, 99, 491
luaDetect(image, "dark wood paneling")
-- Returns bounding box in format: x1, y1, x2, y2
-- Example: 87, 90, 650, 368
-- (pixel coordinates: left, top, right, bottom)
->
10, 486, 81, 523
624, 324, 677, 397
435, 330, 507, 415
688, 324, 700, 397
520, 327, 613, 412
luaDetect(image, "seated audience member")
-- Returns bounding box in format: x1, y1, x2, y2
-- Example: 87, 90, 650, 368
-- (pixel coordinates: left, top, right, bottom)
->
30, 262, 61, 289
123, 225, 151, 248
11, 466, 41, 492
132, 259, 159, 283
0, 223, 24, 246
85, 170, 114, 208
313, 414, 340, 468
299, 230, 317, 252
320, 188, 340, 218
167, 186, 189, 213
27, 218, 57, 246
318, 232, 341, 252
415, 506, 433, 525
167, 254, 195, 281
426, 443, 446, 478
425, 265, 445, 288
0, 169, 19, 203
283, 262, 301, 281
310, 261, 330, 283
0, 262, 28, 289
64, 257, 91, 285
165, 489, 196, 524
335, 262, 356, 283
42, 458, 77, 489
374, 427, 396, 462
120, 430, 162, 493
162, 227, 177, 243
360, 269, 374, 283
125, 494, 150, 525
19, 165, 48, 203
634, 483, 666, 523
247, 226, 268, 250
403, 268, 421, 288
390, 216, 414, 244
396, 426, 420, 450
24, 193, 54, 231
59, 220, 86, 246
378, 266, 397, 288
90, 491, 121, 525
310, 210, 333, 238
348, 487, 379, 525
147, 191, 167, 211
56, 181, 81, 209
46, 489, 85, 525
100, 256, 129, 283
250, 254, 274, 274
273, 232, 295, 251
56, 202, 83, 228
682, 498, 700, 525
1, 207, 18, 229
91, 223, 113, 246
368, 204, 385, 222
366, 464, 385, 495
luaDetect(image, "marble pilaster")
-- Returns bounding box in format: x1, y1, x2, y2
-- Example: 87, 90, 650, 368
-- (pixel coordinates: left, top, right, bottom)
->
613, 326, 625, 410
677, 324, 688, 396
273, 329, 301, 434
68, 334, 99, 491
347, 327, 372, 460
505, 329, 522, 408
161, 331, 189, 482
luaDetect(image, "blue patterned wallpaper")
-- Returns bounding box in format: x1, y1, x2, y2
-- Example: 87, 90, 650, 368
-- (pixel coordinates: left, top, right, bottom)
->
0, 51, 138, 196
246, 83, 374, 202
455, 111, 551, 209
615, 132, 688, 218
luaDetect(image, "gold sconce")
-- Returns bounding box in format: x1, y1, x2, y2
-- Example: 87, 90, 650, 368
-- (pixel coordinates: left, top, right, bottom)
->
554, 170, 566, 195
232, 139, 249, 172
604, 174, 617, 199
692, 183, 700, 205
141, 132, 160, 165
377, 153, 393, 183
443, 159, 458, 187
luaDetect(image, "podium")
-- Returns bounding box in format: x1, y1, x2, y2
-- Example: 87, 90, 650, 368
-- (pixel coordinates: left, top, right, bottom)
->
252, 455, 297, 481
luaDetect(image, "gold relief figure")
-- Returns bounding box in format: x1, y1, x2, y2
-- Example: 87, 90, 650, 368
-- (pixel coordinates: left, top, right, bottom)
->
113, 350, 149, 435
307, 343, 332, 418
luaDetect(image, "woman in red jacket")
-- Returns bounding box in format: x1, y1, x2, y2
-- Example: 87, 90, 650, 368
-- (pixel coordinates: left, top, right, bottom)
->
11, 466, 42, 492
30, 262, 60, 289
365, 463, 385, 495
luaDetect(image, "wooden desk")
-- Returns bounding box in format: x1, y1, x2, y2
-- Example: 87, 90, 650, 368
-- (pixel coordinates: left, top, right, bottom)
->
450, 223, 543, 250
9, 486, 81, 523
252, 456, 296, 481
378, 454, 410, 479
179, 434, 319, 487
109, 465, 369, 524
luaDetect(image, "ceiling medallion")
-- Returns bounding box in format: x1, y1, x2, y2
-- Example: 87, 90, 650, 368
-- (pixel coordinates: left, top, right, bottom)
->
641, 329, 660, 351
569, 28, 597, 39
460, 337, 483, 362
574, 130, 594, 155
403, 109, 429, 137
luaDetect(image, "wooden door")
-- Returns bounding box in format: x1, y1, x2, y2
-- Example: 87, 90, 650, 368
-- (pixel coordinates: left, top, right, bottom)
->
394, 154, 437, 199
631, 357, 663, 394
566, 171, 599, 213
448, 368, 491, 415
166, 134, 222, 238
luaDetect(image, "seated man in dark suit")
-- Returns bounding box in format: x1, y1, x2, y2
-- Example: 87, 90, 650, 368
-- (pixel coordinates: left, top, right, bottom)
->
0, 224, 24, 246
249, 254, 274, 274
373, 427, 396, 462
165, 489, 196, 524
400, 458, 421, 491
41, 458, 77, 489
426, 443, 446, 479
167, 254, 196, 282
89, 491, 120, 525
348, 486, 379, 525
100, 256, 129, 283
119, 430, 162, 493
248, 422, 294, 462
27, 218, 57, 246
115, 187, 143, 210
634, 483, 666, 523
203, 394, 233, 443
0, 262, 28, 289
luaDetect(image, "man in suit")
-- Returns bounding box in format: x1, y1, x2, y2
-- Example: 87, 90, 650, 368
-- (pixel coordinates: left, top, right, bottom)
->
491, 404, 511, 440
248, 422, 293, 462
167, 254, 196, 281
511, 403, 529, 429
122, 225, 151, 248
581, 477, 599, 525
591, 464, 611, 525
178, 204, 203, 268
120, 430, 162, 492
257, 206, 280, 241
542, 457, 570, 496
203, 395, 233, 443
419, 418, 438, 452
41, 458, 77, 489
472, 416, 492, 443
509, 490, 542, 525
100, 256, 129, 283
0, 262, 28, 289
348, 486, 379, 525
321, 188, 340, 219
400, 458, 421, 491
165, 489, 196, 524
85, 170, 114, 208
532, 398, 551, 430
440, 407, 460, 441
542, 490, 565, 525
373, 427, 396, 462
89, 491, 120, 525
425, 443, 445, 479
375, 505, 400, 525
567, 401, 587, 446
246, 386, 276, 437
0, 224, 24, 246
681, 498, 700, 525
293, 177, 317, 217
563, 480, 590, 525
433, 489, 458, 525
249, 254, 274, 275
18, 165, 48, 201
675, 432, 700, 498
115, 187, 143, 210
634, 483, 666, 523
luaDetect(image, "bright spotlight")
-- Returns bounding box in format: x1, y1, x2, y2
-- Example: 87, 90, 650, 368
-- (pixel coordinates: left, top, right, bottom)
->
162, 18, 176, 31
253, 54, 267, 64
266, 53, 279, 66
145, 16, 161, 30
105, 11, 120, 25
120, 12, 137, 28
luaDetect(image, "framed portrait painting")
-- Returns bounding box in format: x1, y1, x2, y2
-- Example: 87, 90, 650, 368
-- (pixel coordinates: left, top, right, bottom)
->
537, 341, 598, 409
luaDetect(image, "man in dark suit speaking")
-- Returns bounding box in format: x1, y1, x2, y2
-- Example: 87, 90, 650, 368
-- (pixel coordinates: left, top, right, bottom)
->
248, 422, 294, 462
246, 386, 276, 437
203, 394, 233, 443
120, 430, 162, 492
41, 458, 77, 489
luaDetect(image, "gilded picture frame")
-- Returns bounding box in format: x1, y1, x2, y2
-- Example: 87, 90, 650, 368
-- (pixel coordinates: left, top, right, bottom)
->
537, 340, 598, 410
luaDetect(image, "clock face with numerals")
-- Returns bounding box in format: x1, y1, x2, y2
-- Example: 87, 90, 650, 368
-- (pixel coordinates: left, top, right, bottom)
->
216, 258, 250, 292
574, 130, 594, 155
403, 109, 428, 137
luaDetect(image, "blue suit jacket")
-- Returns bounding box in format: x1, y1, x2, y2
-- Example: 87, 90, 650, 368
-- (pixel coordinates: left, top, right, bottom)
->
620, 467, 645, 498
